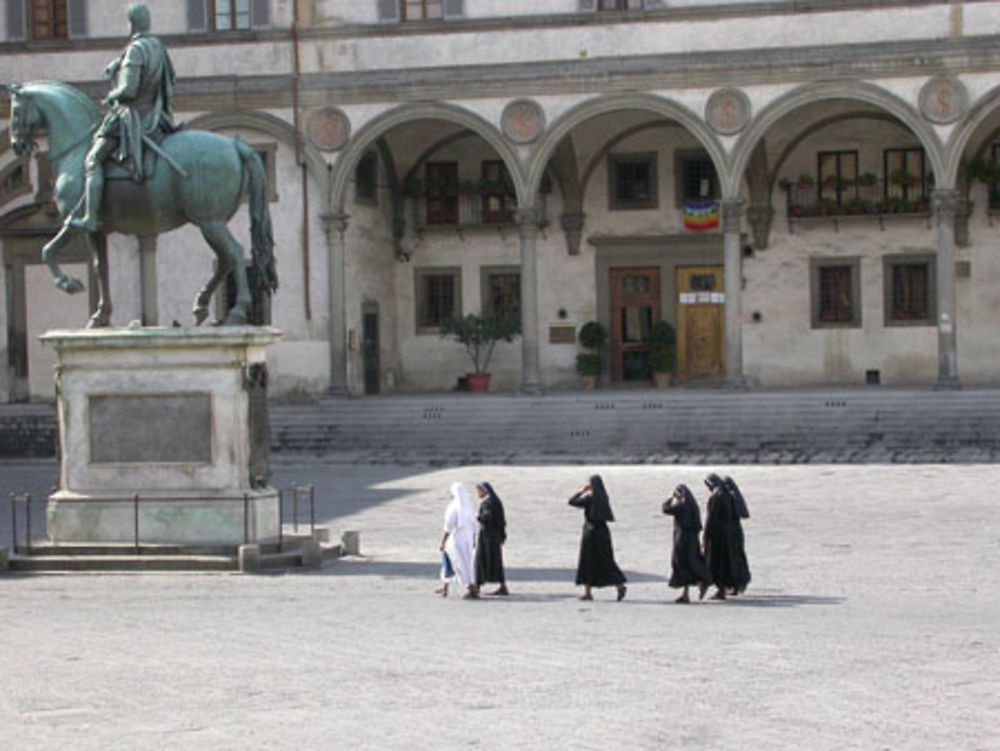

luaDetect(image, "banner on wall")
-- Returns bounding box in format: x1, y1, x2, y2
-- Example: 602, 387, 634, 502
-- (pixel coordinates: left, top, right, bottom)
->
682, 199, 720, 231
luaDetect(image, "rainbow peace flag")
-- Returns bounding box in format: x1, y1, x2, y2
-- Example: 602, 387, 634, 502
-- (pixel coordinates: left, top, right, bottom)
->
683, 199, 720, 231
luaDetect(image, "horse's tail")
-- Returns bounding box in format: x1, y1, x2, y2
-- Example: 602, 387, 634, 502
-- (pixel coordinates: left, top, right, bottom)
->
235, 138, 278, 295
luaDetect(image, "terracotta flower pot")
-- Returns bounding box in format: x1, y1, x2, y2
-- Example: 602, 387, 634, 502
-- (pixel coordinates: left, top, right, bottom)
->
654, 371, 673, 389
579, 374, 598, 391
466, 372, 491, 393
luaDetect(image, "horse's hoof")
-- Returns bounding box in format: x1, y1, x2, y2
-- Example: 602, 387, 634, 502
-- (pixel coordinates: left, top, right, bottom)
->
86, 315, 110, 329
56, 276, 85, 294
192, 306, 209, 326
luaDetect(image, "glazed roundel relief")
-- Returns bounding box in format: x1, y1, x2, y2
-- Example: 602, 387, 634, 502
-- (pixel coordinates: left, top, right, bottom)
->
919, 76, 968, 125
705, 89, 751, 135
306, 107, 351, 152
501, 99, 546, 144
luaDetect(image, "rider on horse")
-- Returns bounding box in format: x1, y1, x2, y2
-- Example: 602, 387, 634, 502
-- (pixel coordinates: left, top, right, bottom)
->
68, 3, 176, 232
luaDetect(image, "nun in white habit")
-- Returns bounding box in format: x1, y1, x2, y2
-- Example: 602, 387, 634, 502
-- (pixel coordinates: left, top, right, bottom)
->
438, 482, 479, 599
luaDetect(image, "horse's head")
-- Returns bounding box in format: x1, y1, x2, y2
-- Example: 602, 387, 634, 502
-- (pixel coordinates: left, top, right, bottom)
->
7, 84, 41, 157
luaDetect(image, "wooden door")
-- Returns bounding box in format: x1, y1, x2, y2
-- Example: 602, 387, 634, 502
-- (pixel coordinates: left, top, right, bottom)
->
676, 266, 725, 381
609, 267, 661, 382
362, 307, 380, 395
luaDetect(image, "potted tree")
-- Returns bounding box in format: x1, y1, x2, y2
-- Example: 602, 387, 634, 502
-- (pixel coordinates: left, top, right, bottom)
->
649, 320, 676, 388
576, 321, 607, 390
440, 312, 520, 393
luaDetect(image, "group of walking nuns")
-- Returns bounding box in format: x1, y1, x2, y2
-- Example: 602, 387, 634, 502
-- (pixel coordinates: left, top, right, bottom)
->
437, 472, 750, 603
663, 473, 752, 603
438, 481, 508, 599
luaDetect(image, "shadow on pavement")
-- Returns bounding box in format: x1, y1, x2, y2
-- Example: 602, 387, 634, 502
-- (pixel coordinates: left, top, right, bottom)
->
718, 594, 846, 608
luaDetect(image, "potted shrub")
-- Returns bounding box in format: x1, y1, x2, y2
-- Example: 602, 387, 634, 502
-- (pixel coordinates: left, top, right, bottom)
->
576, 321, 607, 390
440, 312, 521, 393
649, 320, 676, 388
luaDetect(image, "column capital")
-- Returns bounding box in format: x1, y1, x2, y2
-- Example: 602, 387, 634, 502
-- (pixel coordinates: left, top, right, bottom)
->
321, 212, 350, 239
932, 189, 959, 225
515, 207, 540, 228
720, 198, 744, 234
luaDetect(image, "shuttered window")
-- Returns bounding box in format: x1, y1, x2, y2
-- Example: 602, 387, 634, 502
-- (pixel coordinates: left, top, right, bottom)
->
31, 0, 67, 40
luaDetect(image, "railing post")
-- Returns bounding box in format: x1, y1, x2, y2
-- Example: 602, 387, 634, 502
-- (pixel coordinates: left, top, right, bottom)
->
308, 485, 316, 538
10, 493, 17, 555
293, 484, 299, 534
278, 488, 284, 550
25, 494, 32, 555
243, 493, 250, 545
134, 493, 140, 554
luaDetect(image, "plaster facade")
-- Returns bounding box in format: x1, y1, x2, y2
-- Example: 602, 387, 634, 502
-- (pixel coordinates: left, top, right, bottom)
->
3, 1, 1000, 399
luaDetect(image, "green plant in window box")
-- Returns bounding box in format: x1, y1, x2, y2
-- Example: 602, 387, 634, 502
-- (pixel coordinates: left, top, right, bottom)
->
778, 177, 793, 191
858, 172, 878, 187
576, 320, 607, 390
404, 178, 426, 196
648, 320, 676, 388
890, 169, 917, 188
797, 173, 815, 188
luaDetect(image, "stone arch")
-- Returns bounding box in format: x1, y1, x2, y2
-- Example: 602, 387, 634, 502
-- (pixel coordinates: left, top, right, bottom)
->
944, 83, 1000, 185
328, 102, 527, 214
185, 110, 327, 188
730, 81, 946, 195
527, 93, 727, 200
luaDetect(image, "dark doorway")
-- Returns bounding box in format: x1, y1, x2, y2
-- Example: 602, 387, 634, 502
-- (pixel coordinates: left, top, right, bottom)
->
609, 266, 661, 381
362, 304, 380, 395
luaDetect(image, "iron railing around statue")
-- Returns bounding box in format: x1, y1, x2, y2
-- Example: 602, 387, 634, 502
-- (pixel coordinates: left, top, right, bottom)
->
6, 490, 317, 555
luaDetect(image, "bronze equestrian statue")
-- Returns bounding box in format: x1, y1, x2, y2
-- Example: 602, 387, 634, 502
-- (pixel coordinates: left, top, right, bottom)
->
7, 3, 277, 328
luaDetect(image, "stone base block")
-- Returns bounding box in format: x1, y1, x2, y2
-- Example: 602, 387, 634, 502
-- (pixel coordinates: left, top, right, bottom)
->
47, 489, 279, 546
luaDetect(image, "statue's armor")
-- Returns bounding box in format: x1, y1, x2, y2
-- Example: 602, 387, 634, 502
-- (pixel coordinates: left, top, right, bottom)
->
86, 32, 176, 181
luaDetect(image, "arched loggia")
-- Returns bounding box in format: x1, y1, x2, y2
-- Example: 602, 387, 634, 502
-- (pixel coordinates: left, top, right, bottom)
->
324, 102, 537, 393
731, 81, 959, 387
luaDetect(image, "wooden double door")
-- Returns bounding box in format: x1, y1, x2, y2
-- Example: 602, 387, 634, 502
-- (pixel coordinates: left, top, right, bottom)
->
608, 265, 725, 384
676, 265, 725, 380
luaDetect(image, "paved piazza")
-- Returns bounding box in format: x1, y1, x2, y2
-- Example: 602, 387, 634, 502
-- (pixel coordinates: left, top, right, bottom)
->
1, 460, 998, 750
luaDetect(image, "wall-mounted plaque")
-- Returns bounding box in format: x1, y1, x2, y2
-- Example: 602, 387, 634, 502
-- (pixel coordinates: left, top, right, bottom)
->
306, 107, 351, 152
919, 76, 967, 125
705, 88, 751, 136
502, 99, 545, 144
549, 324, 577, 345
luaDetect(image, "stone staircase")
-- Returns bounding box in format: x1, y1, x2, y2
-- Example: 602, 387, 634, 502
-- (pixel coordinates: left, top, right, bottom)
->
268, 388, 1000, 464
5, 388, 1000, 463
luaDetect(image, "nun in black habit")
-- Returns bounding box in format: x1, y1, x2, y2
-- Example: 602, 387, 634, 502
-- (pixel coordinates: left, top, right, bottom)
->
662, 484, 712, 603
568, 474, 627, 601
724, 475, 752, 596
703, 473, 751, 600
474, 482, 509, 596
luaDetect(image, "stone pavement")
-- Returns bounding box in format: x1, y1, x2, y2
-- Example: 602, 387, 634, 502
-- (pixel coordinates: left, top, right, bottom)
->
1, 459, 999, 750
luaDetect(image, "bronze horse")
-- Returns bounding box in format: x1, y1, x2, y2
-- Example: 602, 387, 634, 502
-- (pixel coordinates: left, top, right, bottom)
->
7, 81, 277, 327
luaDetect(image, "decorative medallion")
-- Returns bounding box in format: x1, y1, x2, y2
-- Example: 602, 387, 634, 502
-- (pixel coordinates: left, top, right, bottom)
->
919, 76, 967, 125
305, 108, 351, 152
501, 99, 545, 144
705, 88, 751, 136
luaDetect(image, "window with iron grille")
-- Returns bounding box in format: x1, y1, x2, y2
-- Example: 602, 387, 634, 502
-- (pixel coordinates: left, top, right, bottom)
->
598, 0, 643, 9
609, 152, 657, 210
818, 151, 858, 206
481, 267, 521, 323
675, 150, 719, 206
213, 0, 252, 30
31, 0, 67, 39
884, 148, 927, 203
425, 161, 458, 225
416, 268, 461, 331
356, 152, 378, 205
811, 258, 861, 328
884, 255, 935, 326
480, 161, 515, 224
404, 0, 443, 19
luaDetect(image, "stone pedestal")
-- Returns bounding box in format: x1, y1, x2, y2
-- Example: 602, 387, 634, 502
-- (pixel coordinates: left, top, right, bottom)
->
40, 326, 282, 546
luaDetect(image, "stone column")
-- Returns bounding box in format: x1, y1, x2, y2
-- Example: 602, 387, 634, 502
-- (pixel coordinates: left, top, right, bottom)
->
516, 208, 542, 394
722, 199, 745, 388
932, 189, 960, 388
322, 212, 350, 395
138, 235, 157, 326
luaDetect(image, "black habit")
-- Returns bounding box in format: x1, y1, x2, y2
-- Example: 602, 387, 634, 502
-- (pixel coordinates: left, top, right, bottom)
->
475, 482, 507, 586
568, 475, 626, 588
704, 475, 751, 592
662, 484, 711, 588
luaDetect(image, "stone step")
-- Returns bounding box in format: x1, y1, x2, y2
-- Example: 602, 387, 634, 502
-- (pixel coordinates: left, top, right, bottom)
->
9, 554, 238, 572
